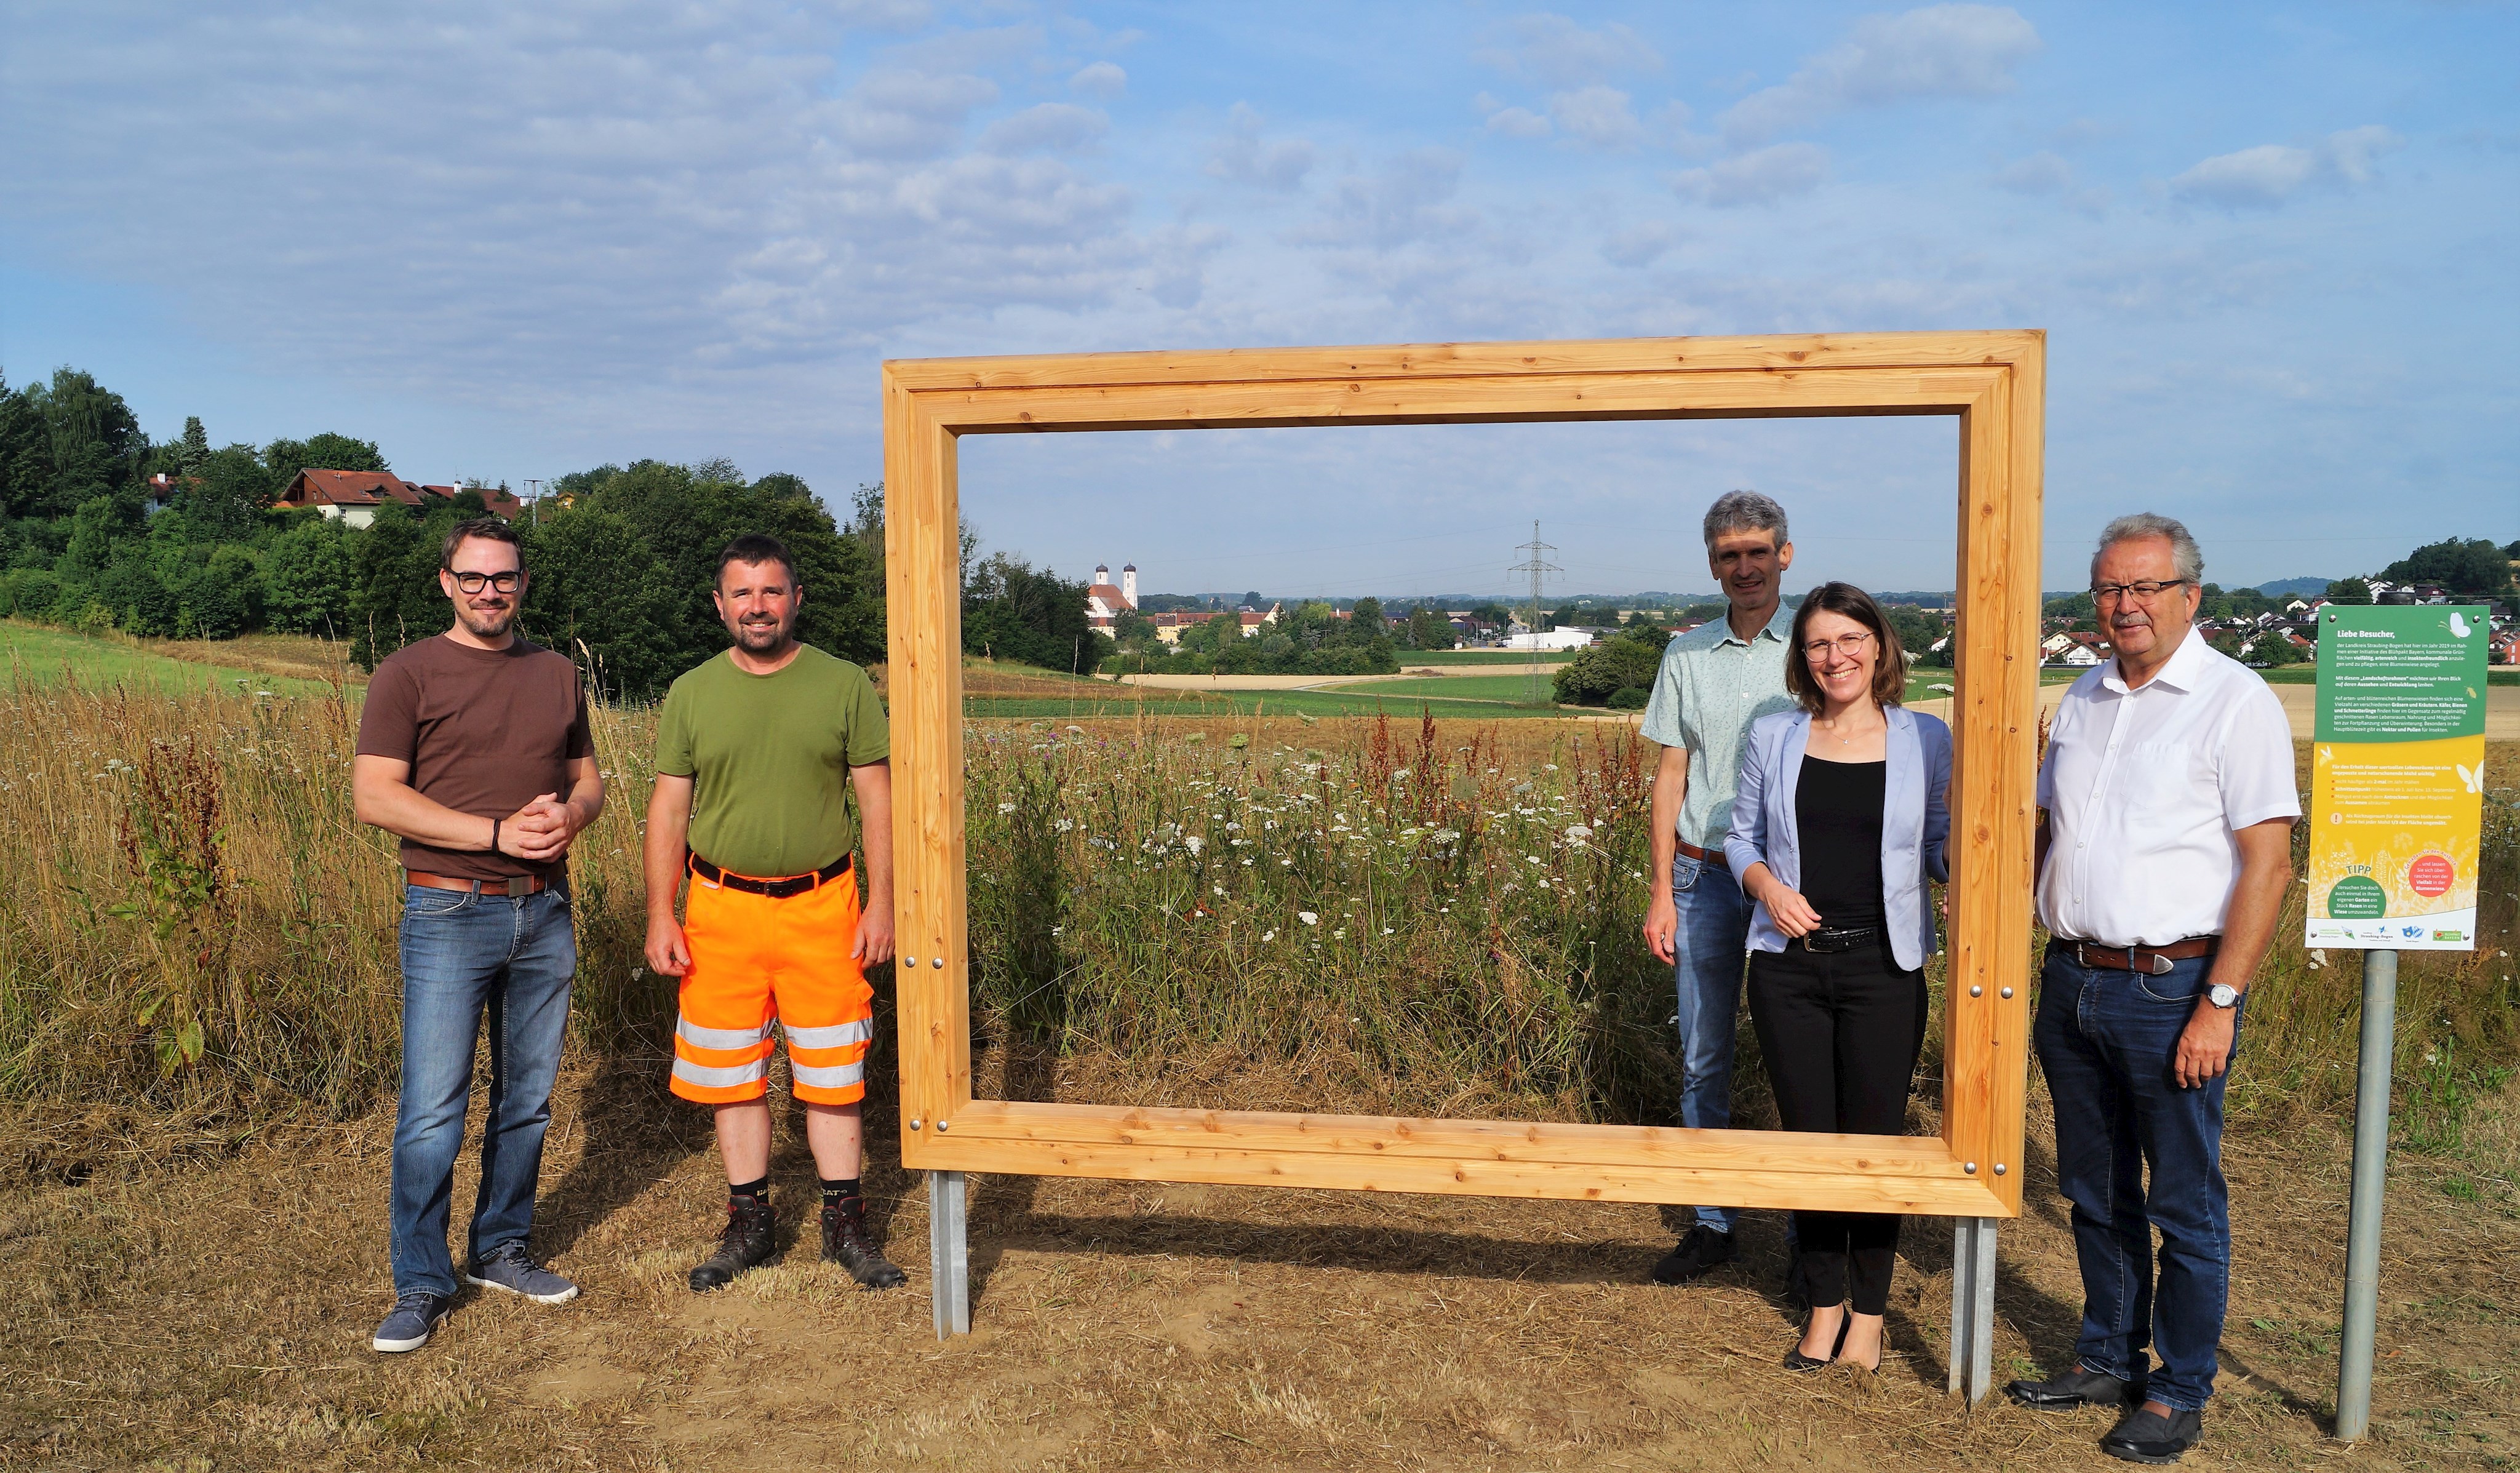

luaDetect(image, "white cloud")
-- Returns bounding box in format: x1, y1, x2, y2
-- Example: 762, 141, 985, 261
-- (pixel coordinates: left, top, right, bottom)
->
1600, 221, 1683, 268
2170, 126, 2404, 208
1549, 86, 1640, 149
1672, 143, 1830, 207
1298, 150, 1474, 250
832, 70, 999, 159
1485, 106, 1552, 139
1475, 12, 1664, 87
1067, 60, 1126, 97
1992, 150, 2071, 193
1723, 4, 2042, 145
981, 102, 1107, 155
1207, 103, 1316, 190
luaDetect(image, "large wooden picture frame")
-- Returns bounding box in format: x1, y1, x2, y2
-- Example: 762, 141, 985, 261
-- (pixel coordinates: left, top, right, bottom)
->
882, 330, 2042, 1226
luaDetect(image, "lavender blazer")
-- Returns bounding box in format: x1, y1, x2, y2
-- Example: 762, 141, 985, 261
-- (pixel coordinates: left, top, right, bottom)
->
1723, 705, 1953, 971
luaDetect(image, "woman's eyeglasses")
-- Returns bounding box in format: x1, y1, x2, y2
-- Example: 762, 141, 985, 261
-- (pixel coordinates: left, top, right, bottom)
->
449, 570, 522, 594
1801, 630, 1875, 662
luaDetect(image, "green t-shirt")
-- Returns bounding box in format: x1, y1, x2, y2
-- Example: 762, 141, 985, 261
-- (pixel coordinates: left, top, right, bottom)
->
654, 645, 890, 877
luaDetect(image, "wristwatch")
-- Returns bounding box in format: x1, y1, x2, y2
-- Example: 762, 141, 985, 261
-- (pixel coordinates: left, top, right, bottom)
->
2206, 983, 2241, 1010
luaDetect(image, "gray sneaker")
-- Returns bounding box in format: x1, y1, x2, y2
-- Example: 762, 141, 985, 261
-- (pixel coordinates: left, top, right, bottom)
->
462, 1242, 580, 1304
372, 1291, 452, 1352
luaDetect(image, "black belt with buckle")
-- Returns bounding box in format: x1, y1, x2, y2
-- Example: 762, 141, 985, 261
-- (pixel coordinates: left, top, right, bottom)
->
1796, 925, 1881, 954
688, 852, 852, 899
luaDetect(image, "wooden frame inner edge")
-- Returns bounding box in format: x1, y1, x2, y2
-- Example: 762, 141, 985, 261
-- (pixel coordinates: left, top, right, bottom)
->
884, 330, 2040, 1218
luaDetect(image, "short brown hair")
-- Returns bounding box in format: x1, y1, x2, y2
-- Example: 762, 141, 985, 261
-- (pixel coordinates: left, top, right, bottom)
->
716, 533, 797, 586
1784, 581, 1906, 713
441, 517, 522, 569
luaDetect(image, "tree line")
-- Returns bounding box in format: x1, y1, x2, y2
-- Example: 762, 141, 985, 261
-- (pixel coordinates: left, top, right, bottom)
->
0, 364, 1107, 701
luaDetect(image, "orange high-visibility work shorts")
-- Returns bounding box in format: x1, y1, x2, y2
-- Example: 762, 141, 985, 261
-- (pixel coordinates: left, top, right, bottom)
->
670, 862, 872, 1106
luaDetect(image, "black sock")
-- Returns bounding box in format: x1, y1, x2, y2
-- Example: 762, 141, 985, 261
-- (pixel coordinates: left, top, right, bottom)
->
729, 1176, 769, 1205
820, 1176, 862, 1209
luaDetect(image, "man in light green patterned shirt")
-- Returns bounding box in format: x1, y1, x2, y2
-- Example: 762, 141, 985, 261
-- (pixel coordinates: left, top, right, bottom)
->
1637, 490, 1800, 1285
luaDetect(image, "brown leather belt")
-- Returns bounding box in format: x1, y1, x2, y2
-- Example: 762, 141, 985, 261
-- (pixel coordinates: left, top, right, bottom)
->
689, 852, 852, 900
2061, 936, 2219, 976
1678, 837, 1725, 863
408, 870, 547, 898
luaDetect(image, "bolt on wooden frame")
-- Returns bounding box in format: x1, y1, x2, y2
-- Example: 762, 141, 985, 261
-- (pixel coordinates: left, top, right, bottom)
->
883, 330, 2042, 1223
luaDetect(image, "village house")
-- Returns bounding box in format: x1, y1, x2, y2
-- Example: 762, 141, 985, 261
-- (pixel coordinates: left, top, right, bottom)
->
274, 469, 521, 527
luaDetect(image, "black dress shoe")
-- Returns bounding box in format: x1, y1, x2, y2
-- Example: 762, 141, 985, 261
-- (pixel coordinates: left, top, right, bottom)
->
1784, 1313, 1852, 1371
1649, 1224, 1737, 1285
2102, 1406, 2203, 1464
2006, 1363, 2143, 1409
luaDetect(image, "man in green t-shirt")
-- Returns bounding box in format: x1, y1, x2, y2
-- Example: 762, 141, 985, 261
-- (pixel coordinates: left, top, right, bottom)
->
644, 533, 904, 1293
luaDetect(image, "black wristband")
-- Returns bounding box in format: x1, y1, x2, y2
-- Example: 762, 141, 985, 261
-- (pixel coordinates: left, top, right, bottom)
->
490, 816, 501, 855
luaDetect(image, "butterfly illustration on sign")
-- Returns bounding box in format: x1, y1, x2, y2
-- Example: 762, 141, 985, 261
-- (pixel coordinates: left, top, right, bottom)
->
2455, 761, 2484, 795
2447, 612, 2472, 639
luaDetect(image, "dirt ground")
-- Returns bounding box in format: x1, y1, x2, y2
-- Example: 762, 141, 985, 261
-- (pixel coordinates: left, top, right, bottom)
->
3, 1056, 2514, 1473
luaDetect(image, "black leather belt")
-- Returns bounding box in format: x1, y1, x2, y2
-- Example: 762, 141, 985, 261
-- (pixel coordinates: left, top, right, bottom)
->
1795, 925, 1881, 954
688, 852, 852, 899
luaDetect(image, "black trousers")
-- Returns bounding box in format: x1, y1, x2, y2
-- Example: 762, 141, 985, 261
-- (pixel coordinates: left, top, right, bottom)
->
1747, 938, 1929, 1316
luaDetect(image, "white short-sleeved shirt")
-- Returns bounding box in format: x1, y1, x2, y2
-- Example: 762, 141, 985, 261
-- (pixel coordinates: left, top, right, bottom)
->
1637, 602, 1799, 848
2036, 628, 2300, 947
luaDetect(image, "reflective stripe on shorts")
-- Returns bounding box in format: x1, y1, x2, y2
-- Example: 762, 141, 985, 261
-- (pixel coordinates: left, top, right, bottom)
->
783, 1018, 874, 1050
679, 1018, 771, 1051
791, 1059, 866, 1092
671, 1056, 769, 1090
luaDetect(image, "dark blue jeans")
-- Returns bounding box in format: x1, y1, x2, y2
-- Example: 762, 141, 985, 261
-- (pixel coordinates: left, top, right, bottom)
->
2033, 944, 2240, 1411
391, 884, 576, 1299
1671, 849, 1752, 1233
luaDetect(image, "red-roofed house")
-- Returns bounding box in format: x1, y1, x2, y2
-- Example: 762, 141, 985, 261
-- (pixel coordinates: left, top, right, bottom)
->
276, 469, 427, 527
277, 469, 520, 527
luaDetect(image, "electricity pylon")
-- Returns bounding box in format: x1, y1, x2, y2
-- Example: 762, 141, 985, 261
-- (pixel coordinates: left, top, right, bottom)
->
1506, 521, 1561, 706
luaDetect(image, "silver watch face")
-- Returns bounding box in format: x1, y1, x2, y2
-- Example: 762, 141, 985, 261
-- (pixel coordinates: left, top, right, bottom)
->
2208, 984, 2239, 1008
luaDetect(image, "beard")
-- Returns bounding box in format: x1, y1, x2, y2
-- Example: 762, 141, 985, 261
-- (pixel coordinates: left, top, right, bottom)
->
732, 616, 791, 652
457, 599, 517, 639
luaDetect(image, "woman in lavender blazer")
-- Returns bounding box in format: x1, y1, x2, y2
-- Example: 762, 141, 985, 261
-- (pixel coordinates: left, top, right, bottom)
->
1724, 582, 1952, 1373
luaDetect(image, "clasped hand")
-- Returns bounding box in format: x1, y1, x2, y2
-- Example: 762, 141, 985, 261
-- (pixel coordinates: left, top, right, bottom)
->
497, 792, 579, 862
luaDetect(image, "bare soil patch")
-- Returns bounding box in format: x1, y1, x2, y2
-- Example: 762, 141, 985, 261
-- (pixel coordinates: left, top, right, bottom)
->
4, 1060, 2513, 1471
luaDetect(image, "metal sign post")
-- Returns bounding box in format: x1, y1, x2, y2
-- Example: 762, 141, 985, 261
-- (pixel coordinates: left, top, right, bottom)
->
2334, 948, 2398, 1442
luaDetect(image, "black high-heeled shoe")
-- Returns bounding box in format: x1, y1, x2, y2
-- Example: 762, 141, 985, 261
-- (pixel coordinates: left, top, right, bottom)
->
1784, 1312, 1851, 1371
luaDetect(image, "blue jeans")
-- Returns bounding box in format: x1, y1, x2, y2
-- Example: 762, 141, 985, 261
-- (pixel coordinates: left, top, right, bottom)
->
391, 884, 576, 1299
1671, 849, 1752, 1232
2033, 945, 2240, 1411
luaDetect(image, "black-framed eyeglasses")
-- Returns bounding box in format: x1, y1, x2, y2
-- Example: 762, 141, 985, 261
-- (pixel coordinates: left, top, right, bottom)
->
449, 570, 522, 594
2090, 579, 2187, 604
1801, 630, 1875, 662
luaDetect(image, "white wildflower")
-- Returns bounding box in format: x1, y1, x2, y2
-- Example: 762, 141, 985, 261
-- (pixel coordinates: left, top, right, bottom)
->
1184, 835, 1203, 856
1565, 824, 1593, 842
1526, 855, 1545, 865
1262, 929, 1277, 941
997, 802, 1016, 813
1299, 912, 1318, 926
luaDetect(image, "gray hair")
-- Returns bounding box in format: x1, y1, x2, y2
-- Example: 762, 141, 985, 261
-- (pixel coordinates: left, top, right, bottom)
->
1702, 490, 1789, 551
2092, 512, 2204, 585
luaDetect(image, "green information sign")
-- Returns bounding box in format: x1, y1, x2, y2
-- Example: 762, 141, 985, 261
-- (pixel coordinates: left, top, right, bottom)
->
2308, 603, 2489, 952
2315, 605, 2490, 742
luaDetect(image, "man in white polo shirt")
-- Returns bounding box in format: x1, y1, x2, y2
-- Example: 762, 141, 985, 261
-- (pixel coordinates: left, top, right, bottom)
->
2004, 514, 2298, 1466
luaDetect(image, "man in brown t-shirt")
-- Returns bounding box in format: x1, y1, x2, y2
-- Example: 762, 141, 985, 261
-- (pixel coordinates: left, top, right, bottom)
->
351, 517, 604, 1354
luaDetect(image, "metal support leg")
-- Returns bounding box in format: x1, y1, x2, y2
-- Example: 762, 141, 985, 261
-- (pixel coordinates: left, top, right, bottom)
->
1948, 1216, 1998, 1403
928, 1170, 970, 1338
2335, 948, 2399, 1442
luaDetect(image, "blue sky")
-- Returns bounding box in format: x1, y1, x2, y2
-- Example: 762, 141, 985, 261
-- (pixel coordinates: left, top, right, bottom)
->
3, 2, 2511, 601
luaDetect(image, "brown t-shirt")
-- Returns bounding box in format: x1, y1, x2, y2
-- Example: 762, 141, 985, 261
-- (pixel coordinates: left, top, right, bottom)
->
355, 634, 594, 884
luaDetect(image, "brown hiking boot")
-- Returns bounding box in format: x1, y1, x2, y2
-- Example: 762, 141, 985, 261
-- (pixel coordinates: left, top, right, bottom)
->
688, 1196, 775, 1292
821, 1202, 906, 1289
